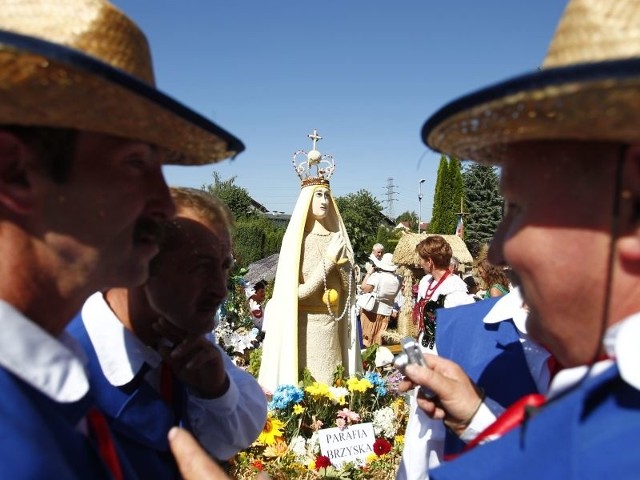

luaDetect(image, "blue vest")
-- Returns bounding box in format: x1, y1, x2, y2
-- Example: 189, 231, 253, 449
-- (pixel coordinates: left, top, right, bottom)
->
67, 314, 189, 480
435, 298, 540, 455
0, 367, 113, 479
431, 364, 640, 479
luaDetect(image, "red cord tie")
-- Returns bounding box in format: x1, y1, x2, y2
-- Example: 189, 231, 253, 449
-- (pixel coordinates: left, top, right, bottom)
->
86, 408, 124, 480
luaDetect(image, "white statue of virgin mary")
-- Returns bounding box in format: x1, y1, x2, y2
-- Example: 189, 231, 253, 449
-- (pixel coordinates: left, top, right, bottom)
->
258, 132, 362, 391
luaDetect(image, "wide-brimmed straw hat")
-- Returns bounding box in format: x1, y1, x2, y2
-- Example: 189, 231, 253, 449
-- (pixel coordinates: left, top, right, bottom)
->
373, 252, 397, 272
0, 0, 244, 165
422, 0, 640, 164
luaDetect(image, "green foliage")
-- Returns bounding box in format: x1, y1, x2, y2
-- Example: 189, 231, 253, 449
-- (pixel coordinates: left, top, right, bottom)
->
264, 225, 286, 258
448, 156, 464, 235
335, 189, 385, 264
202, 172, 255, 220
247, 347, 262, 377
427, 156, 448, 233
462, 163, 503, 257
375, 225, 403, 259
395, 211, 418, 231
428, 155, 464, 235
234, 223, 266, 266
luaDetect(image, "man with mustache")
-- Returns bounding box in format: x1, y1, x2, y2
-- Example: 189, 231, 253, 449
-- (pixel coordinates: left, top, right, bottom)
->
403, 0, 640, 478
67, 187, 267, 479
0, 0, 243, 477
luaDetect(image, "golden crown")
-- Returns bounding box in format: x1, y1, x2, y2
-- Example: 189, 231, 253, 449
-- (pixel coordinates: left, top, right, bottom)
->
292, 129, 335, 188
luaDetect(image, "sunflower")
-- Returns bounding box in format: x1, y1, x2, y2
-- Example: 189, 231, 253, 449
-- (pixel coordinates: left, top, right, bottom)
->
257, 414, 285, 446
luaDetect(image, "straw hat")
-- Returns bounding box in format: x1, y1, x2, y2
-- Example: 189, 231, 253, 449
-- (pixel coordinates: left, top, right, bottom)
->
0, 0, 244, 165
422, 0, 640, 164
373, 252, 397, 272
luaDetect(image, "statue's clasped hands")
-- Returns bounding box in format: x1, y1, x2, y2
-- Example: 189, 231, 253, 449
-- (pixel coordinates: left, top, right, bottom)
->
326, 233, 349, 266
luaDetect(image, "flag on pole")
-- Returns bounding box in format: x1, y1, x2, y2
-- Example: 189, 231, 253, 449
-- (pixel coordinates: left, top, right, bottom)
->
455, 215, 464, 238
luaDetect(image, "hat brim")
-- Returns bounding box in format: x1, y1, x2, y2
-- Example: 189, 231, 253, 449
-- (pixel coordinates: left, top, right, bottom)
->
422, 58, 640, 164
0, 31, 244, 165
372, 257, 397, 272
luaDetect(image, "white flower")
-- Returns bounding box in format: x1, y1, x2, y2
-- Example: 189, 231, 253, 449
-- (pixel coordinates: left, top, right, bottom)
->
306, 432, 321, 455
327, 386, 349, 404
289, 435, 308, 462
372, 406, 397, 438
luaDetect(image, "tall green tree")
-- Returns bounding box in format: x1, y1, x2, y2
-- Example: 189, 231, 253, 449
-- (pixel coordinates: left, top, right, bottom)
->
462, 163, 503, 257
428, 155, 464, 234
335, 189, 384, 264
202, 172, 254, 220
446, 156, 464, 235
428, 156, 448, 233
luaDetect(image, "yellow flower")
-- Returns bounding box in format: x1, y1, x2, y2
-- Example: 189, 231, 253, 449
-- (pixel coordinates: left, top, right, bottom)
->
305, 381, 330, 397
392, 397, 406, 411
307, 460, 316, 470
346, 377, 373, 393
293, 404, 305, 415
365, 452, 378, 464
257, 414, 285, 446
394, 435, 405, 446
263, 439, 288, 458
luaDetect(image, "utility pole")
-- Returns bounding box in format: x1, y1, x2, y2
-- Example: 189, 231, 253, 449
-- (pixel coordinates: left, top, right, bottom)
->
418, 179, 426, 233
383, 177, 398, 219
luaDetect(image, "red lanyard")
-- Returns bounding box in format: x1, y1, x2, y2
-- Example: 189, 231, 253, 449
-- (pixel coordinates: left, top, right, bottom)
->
86, 408, 124, 480
425, 270, 450, 301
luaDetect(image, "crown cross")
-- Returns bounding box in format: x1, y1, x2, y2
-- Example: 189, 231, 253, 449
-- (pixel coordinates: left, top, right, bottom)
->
292, 129, 336, 188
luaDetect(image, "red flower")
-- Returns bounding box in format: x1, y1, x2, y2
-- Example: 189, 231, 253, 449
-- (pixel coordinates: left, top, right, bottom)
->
373, 438, 392, 456
315, 455, 331, 470
251, 460, 264, 471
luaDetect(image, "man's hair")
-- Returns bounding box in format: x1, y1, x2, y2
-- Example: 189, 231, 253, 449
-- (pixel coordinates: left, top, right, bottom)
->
372, 243, 384, 252
171, 187, 234, 232
416, 235, 452, 269
150, 187, 234, 274
450, 256, 460, 270
3, 126, 77, 183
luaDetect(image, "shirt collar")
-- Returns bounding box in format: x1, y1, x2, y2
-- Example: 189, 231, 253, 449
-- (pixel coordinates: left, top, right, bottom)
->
483, 287, 528, 334
0, 300, 89, 402
603, 312, 640, 390
81, 292, 161, 387
548, 312, 640, 397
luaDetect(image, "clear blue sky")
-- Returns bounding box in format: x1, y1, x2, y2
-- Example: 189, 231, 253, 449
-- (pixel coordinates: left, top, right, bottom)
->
112, 1, 566, 221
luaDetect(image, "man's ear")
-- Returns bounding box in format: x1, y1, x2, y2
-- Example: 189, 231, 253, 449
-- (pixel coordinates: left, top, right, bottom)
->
617, 145, 640, 263
0, 131, 36, 214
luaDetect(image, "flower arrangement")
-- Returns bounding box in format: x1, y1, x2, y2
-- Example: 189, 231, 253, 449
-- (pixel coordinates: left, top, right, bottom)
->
230, 359, 409, 480
214, 271, 263, 368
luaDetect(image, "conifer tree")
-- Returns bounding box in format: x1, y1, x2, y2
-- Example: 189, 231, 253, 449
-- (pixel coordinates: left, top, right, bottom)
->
447, 156, 464, 235
462, 163, 503, 257
428, 155, 464, 234
427, 156, 448, 233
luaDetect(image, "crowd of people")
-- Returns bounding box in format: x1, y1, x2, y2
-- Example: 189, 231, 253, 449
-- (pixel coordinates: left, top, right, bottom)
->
2, 0, 640, 479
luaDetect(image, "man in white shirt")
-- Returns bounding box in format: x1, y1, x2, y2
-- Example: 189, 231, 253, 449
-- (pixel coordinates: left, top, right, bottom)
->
67, 188, 267, 479
402, 0, 640, 478
0, 1, 243, 478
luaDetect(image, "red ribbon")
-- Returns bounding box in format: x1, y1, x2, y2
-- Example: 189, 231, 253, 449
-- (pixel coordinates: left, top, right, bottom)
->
86, 408, 124, 480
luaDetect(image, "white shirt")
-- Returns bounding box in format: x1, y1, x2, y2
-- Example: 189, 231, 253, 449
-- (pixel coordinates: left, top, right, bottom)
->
81, 292, 267, 460
417, 273, 475, 310
0, 300, 89, 404
365, 271, 402, 316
